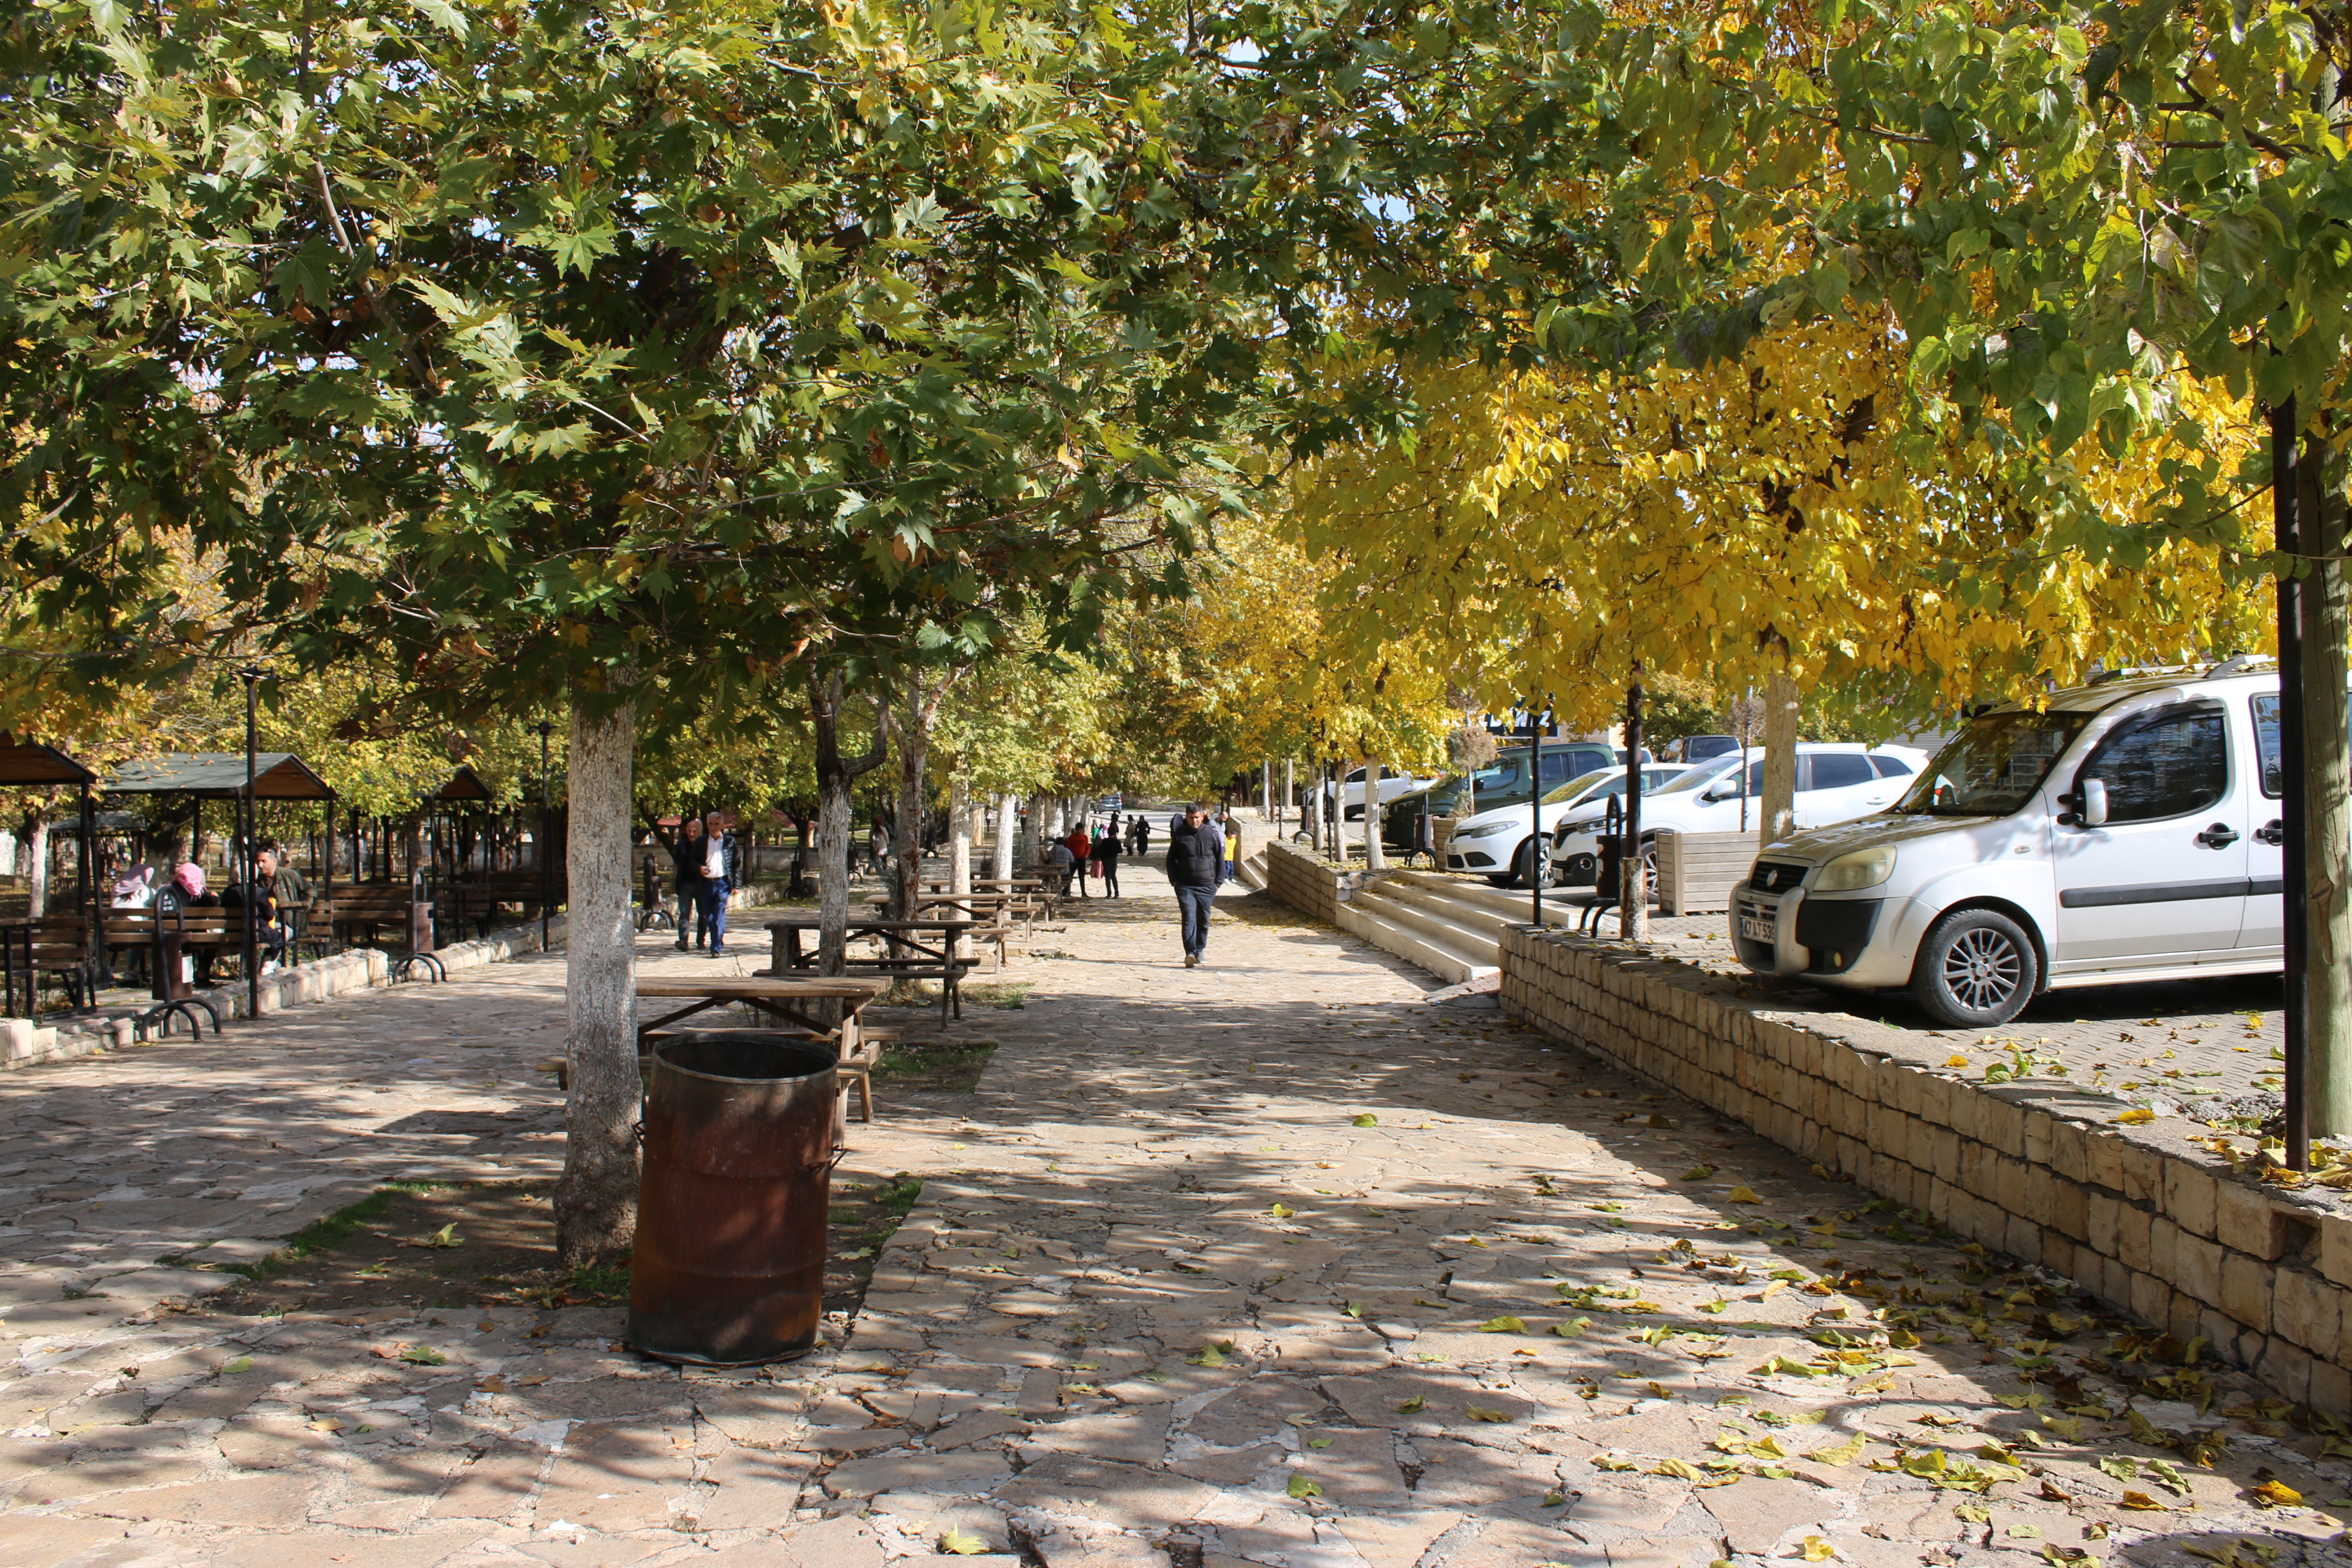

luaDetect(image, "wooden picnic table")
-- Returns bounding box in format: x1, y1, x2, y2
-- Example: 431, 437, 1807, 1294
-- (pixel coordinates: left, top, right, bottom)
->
636, 975, 888, 1050
763, 915, 984, 1021
636, 975, 892, 1140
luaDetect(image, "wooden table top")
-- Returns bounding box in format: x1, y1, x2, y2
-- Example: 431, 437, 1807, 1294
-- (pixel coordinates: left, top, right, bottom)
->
638, 976, 889, 1001
765, 915, 976, 931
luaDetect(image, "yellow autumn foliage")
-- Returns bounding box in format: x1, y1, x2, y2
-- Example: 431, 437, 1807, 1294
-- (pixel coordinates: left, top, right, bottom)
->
1286, 306, 2269, 734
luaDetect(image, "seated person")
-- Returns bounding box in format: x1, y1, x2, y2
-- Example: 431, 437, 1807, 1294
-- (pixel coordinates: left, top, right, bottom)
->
155, 863, 220, 986
1043, 838, 1075, 894
110, 867, 157, 982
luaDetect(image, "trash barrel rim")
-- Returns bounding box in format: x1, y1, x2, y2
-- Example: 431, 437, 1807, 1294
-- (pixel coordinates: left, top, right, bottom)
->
651, 1031, 838, 1088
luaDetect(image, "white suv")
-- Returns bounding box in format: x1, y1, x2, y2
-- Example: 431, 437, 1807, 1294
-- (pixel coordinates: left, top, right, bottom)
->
1730, 664, 2331, 1026
1553, 744, 1927, 882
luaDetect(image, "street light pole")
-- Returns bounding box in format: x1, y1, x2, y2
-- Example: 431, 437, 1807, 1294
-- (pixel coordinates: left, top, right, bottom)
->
240, 665, 266, 1021
536, 721, 553, 955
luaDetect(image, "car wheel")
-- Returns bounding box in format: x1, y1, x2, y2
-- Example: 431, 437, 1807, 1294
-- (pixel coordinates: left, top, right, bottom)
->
1910, 908, 2038, 1027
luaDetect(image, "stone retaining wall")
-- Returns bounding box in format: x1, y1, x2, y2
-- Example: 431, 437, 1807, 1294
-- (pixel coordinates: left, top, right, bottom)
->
1499, 924, 2352, 1416
1265, 841, 1373, 924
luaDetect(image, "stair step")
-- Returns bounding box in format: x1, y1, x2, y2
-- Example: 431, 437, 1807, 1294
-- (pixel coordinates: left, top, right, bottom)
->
1333, 902, 1497, 985
1353, 887, 1502, 963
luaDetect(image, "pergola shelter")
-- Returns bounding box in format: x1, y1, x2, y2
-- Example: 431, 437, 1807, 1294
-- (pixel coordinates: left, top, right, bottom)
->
104, 753, 337, 1012
0, 734, 96, 1016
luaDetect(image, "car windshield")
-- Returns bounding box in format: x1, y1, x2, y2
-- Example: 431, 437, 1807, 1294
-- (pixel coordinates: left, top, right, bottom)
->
1654, 754, 1742, 796
1896, 710, 2092, 816
1469, 756, 1526, 792
1540, 769, 1616, 806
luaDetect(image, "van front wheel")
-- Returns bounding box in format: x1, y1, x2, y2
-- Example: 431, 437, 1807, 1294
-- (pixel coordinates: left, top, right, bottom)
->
1910, 909, 2038, 1027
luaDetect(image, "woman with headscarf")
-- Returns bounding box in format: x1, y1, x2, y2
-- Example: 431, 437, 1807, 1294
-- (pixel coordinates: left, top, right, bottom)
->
157, 863, 220, 986
109, 866, 157, 983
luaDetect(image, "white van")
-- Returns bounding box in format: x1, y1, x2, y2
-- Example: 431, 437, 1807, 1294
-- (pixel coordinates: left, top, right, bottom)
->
1730, 663, 2327, 1026
1553, 743, 1928, 884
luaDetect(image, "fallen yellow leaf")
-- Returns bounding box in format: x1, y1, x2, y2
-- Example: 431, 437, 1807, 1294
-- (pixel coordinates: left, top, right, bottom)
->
1802, 1536, 1836, 1561
1725, 1186, 1762, 1204
2116, 1108, 2156, 1125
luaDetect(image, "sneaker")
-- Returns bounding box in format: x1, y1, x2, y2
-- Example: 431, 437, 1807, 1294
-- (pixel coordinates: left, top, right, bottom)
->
1184, 953, 1198, 968
710, 946, 728, 958
674, 940, 689, 952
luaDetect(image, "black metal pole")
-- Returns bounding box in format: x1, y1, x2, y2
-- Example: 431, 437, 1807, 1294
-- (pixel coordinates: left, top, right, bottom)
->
1622, 664, 1645, 936
1530, 699, 1544, 927
241, 666, 263, 1021
2274, 402, 2311, 1171
538, 721, 553, 954
79, 780, 93, 1006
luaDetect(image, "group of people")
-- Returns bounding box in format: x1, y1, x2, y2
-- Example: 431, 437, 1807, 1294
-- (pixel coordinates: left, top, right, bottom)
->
661, 812, 740, 957
106, 846, 311, 986
1030, 802, 1240, 970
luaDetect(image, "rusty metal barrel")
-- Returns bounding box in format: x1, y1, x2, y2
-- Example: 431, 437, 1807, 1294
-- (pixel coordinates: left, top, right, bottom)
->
627, 1032, 838, 1366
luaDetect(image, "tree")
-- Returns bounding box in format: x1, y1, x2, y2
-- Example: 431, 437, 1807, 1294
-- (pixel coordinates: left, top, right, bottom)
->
2, 0, 1283, 1261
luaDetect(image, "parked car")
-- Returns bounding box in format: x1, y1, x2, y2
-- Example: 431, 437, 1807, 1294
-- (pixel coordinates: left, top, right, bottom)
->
1553, 743, 1927, 887
1446, 765, 1689, 887
1382, 742, 1636, 856
1730, 663, 2340, 1027
1318, 765, 1442, 821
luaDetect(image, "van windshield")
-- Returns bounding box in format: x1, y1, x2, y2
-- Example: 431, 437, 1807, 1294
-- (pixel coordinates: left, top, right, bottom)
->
1897, 710, 2092, 816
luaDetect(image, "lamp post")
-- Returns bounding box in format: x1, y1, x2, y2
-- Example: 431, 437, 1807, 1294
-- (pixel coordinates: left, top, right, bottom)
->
240, 665, 268, 1021
536, 721, 553, 954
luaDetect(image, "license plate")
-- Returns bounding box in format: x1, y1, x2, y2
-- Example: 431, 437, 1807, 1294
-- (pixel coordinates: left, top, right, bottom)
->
1739, 913, 1776, 944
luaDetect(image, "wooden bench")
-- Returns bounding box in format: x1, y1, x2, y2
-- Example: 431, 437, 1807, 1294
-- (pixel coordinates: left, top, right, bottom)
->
1654, 830, 1755, 916
438, 873, 560, 938
311, 887, 442, 980
0, 915, 93, 1014
104, 906, 239, 1038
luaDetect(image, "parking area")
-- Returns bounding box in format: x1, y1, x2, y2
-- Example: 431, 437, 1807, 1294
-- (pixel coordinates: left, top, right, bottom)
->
1538, 892, 2288, 1132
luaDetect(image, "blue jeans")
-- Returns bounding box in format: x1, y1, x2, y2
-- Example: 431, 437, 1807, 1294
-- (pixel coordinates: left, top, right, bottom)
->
1174, 883, 1215, 956
698, 879, 731, 950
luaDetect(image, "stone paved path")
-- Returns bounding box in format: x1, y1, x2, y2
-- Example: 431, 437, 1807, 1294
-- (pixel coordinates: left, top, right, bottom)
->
0, 872, 2344, 1568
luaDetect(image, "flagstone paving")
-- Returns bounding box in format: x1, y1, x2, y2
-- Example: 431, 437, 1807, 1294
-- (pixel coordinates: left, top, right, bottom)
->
0, 872, 2341, 1568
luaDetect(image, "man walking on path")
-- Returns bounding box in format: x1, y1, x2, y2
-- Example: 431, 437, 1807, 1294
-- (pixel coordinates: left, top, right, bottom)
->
1167, 803, 1222, 966
1064, 820, 1093, 899
1092, 819, 1123, 897
698, 810, 738, 957
670, 816, 706, 950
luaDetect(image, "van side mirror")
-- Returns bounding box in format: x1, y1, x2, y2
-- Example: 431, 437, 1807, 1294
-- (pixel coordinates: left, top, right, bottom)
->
2081, 778, 2108, 827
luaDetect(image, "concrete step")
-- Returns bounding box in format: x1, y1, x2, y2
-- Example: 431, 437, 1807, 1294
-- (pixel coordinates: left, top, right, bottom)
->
1386, 869, 1583, 928
1333, 899, 1497, 985
1355, 884, 1504, 964
1237, 850, 1269, 892
1371, 878, 1524, 944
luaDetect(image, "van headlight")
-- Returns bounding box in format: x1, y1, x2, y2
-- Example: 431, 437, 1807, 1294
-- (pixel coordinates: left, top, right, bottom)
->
1814, 845, 1896, 892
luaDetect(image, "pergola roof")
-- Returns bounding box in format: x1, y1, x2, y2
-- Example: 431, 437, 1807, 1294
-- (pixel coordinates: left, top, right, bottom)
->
0, 732, 96, 788
427, 766, 494, 802
106, 752, 334, 800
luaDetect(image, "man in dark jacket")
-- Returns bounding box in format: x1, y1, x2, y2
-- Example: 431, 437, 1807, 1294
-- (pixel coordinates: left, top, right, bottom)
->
670, 817, 706, 950
1166, 803, 1223, 966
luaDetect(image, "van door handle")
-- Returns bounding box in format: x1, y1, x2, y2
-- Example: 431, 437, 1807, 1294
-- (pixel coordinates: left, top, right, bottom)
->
2195, 823, 2240, 849
2257, 819, 2285, 847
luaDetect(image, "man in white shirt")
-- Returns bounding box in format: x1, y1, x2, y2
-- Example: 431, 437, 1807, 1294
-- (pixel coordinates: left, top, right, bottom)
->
698, 812, 738, 958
